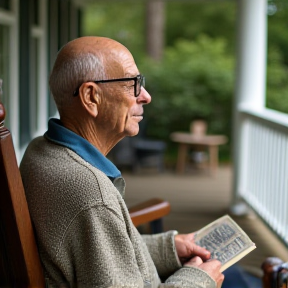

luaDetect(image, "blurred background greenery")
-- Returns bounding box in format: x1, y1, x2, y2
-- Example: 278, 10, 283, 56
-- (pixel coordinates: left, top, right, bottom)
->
82, 0, 288, 165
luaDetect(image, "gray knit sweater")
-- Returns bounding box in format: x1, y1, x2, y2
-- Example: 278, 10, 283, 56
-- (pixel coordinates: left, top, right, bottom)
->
20, 136, 216, 288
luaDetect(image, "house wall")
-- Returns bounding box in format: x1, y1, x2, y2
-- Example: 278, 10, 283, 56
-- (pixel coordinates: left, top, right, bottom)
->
0, 0, 81, 162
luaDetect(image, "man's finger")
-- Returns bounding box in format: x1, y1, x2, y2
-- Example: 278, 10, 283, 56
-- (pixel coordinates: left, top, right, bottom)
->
189, 244, 211, 260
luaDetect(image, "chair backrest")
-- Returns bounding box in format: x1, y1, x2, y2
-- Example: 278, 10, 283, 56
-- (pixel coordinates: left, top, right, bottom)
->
190, 120, 207, 136
0, 100, 45, 287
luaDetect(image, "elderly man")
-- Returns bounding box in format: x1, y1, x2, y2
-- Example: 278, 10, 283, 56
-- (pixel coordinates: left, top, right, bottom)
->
20, 37, 224, 287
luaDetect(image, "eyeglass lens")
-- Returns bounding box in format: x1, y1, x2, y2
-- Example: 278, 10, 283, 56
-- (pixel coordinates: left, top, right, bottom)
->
136, 76, 145, 97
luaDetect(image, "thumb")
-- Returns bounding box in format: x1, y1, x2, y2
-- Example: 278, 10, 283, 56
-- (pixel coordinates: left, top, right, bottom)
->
184, 256, 203, 267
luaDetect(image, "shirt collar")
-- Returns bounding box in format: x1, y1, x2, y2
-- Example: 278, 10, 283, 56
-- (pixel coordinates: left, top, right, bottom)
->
44, 118, 121, 179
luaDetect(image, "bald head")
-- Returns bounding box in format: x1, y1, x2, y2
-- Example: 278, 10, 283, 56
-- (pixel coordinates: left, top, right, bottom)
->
60, 36, 131, 59
49, 36, 134, 114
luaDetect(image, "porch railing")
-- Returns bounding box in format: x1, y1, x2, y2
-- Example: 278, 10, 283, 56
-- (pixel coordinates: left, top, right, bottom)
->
237, 105, 288, 246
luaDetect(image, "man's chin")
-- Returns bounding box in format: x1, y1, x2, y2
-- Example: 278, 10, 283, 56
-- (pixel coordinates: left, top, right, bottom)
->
125, 127, 140, 137
129, 131, 139, 137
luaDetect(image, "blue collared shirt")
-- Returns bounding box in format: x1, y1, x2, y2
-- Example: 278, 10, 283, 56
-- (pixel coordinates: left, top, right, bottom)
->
44, 118, 121, 179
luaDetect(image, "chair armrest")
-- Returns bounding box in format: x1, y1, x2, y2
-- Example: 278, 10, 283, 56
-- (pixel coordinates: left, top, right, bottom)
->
129, 198, 170, 227
261, 257, 288, 288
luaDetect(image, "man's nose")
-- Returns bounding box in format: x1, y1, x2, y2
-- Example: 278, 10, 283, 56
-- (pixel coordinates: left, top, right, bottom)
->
137, 87, 151, 104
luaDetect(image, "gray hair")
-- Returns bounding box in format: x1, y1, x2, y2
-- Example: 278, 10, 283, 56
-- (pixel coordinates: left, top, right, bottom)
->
49, 52, 106, 113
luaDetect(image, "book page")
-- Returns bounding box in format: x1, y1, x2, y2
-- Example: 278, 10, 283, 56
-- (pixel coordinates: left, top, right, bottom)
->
194, 215, 256, 271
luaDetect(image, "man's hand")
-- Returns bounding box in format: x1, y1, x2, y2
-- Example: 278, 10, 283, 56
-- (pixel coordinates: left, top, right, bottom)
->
174, 233, 210, 264
185, 256, 224, 288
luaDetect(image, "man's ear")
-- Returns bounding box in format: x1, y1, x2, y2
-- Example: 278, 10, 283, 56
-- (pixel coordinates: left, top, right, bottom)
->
78, 82, 101, 118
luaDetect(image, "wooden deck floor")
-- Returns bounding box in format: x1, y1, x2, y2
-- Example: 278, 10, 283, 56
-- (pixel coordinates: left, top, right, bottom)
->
123, 165, 288, 278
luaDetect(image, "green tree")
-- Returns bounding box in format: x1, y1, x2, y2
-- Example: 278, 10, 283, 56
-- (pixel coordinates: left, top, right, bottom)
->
166, 1, 236, 54
266, 0, 288, 113
139, 36, 234, 145
82, 1, 237, 60
266, 46, 288, 113
83, 1, 145, 61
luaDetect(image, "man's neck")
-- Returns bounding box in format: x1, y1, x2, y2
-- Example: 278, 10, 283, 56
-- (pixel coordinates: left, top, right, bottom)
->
60, 117, 123, 156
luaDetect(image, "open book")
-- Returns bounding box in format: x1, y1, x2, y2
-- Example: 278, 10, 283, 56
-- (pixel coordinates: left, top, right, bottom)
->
194, 215, 256, 272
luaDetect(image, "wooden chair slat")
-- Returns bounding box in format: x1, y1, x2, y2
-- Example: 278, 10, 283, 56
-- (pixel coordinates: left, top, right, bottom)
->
0, 102, 45, 288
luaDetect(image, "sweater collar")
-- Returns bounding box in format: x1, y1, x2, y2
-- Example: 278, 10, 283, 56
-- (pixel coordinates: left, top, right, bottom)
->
44, 118, 121, 179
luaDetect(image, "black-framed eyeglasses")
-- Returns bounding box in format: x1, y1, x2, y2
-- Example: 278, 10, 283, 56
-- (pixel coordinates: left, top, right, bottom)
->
73, 74, 145, 97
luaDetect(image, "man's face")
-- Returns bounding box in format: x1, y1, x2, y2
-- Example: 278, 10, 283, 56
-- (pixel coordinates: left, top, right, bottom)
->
97, 50, 151, 138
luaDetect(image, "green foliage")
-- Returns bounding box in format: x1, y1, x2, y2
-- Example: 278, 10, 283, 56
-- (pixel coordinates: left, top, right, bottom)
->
82, 1, 237, 61
139, 36, 234, 142
268, 1, 288, 64
265, 1, 288, 113
266, 46, 288, 113
166, 1, 237, 54
82, 1, 145, 61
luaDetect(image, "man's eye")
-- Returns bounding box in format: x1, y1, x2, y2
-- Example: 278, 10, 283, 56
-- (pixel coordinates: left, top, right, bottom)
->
123, 83, 133, 89
124, 85, 134, 95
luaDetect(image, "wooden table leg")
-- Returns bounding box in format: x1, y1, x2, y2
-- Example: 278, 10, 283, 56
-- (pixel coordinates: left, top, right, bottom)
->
176, 143, 188, 173
208, 145, 219, 176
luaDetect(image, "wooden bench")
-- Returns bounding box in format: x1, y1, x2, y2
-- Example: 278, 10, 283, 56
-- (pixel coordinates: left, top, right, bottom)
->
0, 99, 170, 287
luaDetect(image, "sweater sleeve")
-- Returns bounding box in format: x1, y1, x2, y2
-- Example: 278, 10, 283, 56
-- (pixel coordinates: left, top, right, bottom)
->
141, 231, 182, 279
53, 205, 147, 288
162, 266, 217, 288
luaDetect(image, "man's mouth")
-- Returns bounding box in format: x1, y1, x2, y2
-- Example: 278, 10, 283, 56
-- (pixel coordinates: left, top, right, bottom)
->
132, 115, 143, 120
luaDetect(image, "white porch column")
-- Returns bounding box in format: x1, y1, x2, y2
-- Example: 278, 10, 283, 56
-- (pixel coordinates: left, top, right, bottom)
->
232, 0, 267, 205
